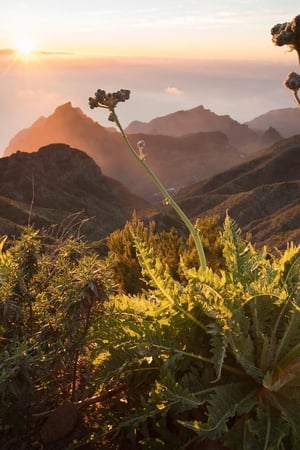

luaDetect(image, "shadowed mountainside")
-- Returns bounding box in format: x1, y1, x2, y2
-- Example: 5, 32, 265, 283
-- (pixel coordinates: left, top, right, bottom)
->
3, 102, 248, 201
175, 135, 300, 249
0, 143, 153, 241
1, 136, 300, 250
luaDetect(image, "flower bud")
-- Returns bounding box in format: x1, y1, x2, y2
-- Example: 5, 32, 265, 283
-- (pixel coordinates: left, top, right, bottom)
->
137, 140, 146, 151
137, 140, 146, 160
284, 72, 300, 91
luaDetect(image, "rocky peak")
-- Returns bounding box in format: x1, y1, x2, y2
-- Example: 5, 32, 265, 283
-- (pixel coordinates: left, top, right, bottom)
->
125, 104, 258, 150
0, 144, 149, 241
260, 126, 282, 147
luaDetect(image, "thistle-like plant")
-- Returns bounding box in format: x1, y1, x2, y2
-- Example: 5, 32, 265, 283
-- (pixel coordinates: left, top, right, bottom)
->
271, 14, 300, 106
88, 89, 207, 271
91, 216, 300, 449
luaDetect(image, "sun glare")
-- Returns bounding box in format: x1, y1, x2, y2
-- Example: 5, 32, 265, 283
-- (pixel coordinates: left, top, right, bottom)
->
15, 38, 36, 59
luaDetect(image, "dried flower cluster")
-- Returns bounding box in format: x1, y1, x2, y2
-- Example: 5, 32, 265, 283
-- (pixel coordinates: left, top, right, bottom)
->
284, 71, 300, 92
271, 15, 300, 57
272, 14, 300, 105
88, 89, 130, 121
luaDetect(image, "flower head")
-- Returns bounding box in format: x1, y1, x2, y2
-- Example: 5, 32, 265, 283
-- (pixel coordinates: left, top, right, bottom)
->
88, 89, 130, 110
271, 15, 300, 59
284, 72, 300, 91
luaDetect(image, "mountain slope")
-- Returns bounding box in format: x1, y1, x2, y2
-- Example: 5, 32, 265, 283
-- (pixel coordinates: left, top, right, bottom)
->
126, 105, 259, 152
175, 135, 300, 249
0, 143, 150, 240
3, 103, 244, 201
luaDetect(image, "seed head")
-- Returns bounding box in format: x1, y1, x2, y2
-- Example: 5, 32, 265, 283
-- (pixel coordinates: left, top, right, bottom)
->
271, 15, 300, 60
88, 89, 131, 111
284, 72, 300, 91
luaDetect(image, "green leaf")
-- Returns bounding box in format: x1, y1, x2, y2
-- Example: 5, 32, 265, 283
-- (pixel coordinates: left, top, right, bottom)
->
247, 407, 289, 450
179, 382, 256, 440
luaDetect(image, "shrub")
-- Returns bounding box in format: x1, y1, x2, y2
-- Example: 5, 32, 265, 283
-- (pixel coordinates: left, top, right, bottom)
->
91, 215, 300, 449
0, 228, 113, 435
108, 213, 223, 295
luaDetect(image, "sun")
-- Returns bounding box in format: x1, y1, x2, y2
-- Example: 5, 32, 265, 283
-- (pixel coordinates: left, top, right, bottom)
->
15, 38, 36, 59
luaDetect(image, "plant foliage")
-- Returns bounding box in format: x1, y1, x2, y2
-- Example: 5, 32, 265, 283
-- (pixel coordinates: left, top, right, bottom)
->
0, 228, 113, 440
91, 214, 300, 449
1, 215, 300, 449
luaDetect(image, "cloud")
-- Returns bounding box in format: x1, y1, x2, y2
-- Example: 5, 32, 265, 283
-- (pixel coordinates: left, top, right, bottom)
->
0, 48, 15, 56
37, 50, 74, 56
165, 86, 184, 95
0, 48, 74, 58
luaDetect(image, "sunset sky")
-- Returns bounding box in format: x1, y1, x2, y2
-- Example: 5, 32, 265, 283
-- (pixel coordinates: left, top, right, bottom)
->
1, 0, 298, 58
0, 1, 299, 155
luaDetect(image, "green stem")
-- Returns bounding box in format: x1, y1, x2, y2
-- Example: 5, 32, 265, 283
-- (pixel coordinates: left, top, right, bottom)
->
112, 111, 207, 271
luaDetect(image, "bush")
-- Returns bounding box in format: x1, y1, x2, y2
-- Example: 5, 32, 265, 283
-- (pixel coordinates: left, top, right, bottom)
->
108, 213, 223, 295
0, 228, 113, 439
91, 215, 300, 449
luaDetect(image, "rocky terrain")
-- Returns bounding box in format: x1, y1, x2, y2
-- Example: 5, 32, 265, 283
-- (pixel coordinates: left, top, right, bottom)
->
0, 144, 151, 241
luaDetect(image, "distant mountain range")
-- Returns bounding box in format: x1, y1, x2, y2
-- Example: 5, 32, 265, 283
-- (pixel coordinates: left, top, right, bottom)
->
175, 135, 300, 249
3, 102, 284, 201
1, 102, 299, 249
1, 136, 299, 250
126, 105, 260, 152
245, 108, 300, 138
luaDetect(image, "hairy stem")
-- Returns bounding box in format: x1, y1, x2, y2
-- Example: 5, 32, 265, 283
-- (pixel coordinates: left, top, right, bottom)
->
112, 111, 207, 271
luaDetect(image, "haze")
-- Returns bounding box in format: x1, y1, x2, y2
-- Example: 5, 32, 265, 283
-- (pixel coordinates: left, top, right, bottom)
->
0, 1, 298, 155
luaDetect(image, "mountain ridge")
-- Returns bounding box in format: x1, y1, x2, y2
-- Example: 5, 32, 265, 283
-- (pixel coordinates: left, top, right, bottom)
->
3, 102, 250, 201
245, 107, 300, 138
0, 143, 151, 240
175, 135, 300, 248
125, 104, 259, 151
1, 135, 299, 249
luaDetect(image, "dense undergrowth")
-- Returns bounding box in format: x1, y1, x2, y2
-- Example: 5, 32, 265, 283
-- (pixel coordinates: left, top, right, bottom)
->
0, 215, 300, 449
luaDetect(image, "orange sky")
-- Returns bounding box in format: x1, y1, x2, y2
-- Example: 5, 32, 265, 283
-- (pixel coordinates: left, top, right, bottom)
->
0, 2, 298, 60
0, 3, 299, 155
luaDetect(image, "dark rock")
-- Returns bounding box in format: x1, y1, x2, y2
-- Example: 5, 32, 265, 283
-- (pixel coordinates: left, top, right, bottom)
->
0, 144, 149, 241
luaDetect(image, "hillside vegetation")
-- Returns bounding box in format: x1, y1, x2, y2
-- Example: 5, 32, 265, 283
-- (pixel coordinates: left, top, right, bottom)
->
1, 215, 300, 449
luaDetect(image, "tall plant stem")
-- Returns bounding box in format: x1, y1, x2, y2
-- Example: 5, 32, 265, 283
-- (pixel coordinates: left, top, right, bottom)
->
112, 111, 207, 271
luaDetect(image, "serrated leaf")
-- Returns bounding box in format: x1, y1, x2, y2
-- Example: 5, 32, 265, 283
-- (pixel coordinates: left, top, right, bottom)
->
179, 382, 256, 440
